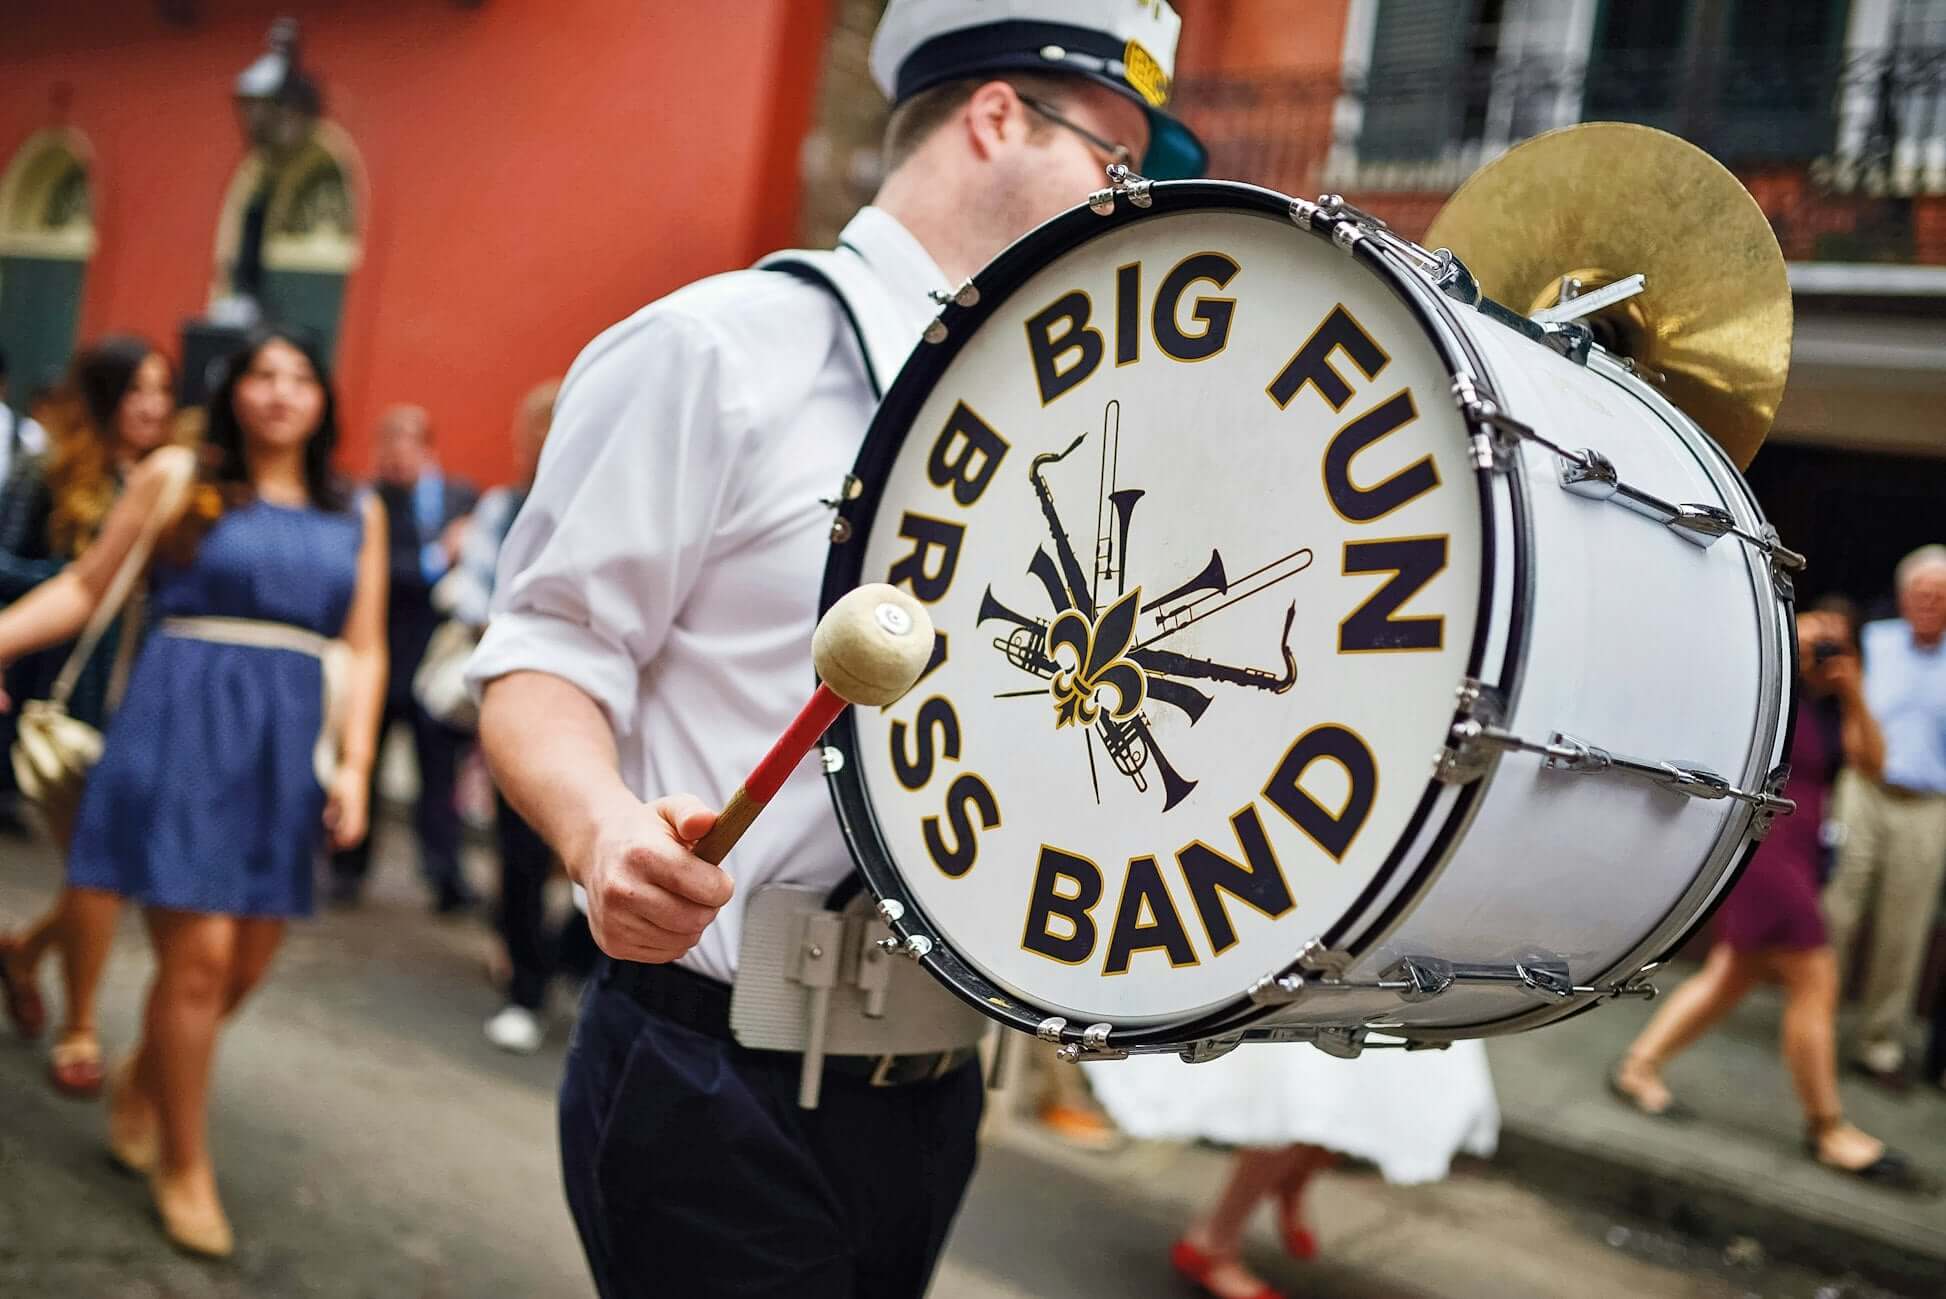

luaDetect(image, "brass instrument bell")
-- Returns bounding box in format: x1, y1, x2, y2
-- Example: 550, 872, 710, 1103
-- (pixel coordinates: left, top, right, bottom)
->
1423, 122, 1792, 469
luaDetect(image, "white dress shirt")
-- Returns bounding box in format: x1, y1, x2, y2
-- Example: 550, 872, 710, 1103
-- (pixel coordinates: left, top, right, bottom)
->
468, 207, 949, 982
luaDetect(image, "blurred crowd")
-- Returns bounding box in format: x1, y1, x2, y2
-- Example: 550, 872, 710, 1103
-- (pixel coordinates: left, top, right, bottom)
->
0, 328, 1942, 1278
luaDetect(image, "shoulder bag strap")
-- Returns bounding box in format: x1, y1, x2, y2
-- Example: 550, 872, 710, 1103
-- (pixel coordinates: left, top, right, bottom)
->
48, 451, 195, 708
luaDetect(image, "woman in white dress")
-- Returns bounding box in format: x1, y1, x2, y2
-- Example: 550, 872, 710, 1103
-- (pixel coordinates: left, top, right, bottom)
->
1086, 1036, 1499, 1299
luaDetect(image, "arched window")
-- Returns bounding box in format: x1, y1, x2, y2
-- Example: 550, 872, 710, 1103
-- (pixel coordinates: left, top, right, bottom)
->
0, 129, 97, 409
212, 122, 362, 363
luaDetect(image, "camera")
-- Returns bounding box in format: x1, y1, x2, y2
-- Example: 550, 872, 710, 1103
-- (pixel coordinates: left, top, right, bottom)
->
1812, 639, 1844, 666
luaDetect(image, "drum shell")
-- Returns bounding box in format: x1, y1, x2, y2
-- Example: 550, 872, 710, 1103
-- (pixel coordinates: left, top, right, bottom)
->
1256, 305, 1793, 1038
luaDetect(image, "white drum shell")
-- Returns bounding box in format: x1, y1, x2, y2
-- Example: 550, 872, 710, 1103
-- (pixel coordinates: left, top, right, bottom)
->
1260, 303, 1792, 1037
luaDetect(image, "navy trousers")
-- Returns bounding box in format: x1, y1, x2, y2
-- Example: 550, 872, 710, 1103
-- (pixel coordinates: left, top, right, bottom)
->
560, 963, 983, 1299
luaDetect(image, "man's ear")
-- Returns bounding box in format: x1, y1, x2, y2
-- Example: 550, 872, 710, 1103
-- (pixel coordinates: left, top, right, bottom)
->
962, 80, 1025, 161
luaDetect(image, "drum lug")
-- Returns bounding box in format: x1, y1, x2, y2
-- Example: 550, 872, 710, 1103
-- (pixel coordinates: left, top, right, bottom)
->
1750, 764, 1794, 840
1178, 1034, 1245, 1064
1312, 1027, 1368, 1059
1035, 1015, 1068, 1042
1295, 937, 1353, 980
1053, 1022, 1127, 1062
1088, 163, 1154, 216
1450, 377, 1530, 473
1246, 971, 1307, 1006
1430, 248, 1482, 307
1380, 955, 1455, 1003
1762, 524, 1800, 601
1536, 320, 1594, 366
1437, 677, 1508, 784
1559, 450, 1620, 500
821, 474, 862, 543
928, 280, 980, 309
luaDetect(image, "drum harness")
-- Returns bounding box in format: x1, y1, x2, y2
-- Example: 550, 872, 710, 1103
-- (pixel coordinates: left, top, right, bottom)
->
661, 244, 997, 1110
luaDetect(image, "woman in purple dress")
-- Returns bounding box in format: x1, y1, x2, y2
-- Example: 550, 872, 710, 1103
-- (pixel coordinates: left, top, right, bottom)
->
1610, 608, 1922, 1189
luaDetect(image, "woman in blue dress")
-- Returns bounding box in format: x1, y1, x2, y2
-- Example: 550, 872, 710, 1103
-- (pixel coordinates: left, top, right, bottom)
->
0, 330, 388, 1257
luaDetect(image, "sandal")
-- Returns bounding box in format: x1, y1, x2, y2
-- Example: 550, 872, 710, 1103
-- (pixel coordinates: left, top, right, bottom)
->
0, 937, 46, 1040
1606, 1062, 1695, 1121
48, 1032, 105, 1099
1170, 1237, 1286, 1299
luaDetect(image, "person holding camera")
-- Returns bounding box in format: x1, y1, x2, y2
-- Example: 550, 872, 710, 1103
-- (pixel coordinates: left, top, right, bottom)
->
1824, 545, 1946, 1092
1611, 606, 1925, 1190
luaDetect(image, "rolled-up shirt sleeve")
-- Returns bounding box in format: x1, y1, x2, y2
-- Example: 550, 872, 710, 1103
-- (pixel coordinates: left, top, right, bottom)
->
465, 309, 748, 738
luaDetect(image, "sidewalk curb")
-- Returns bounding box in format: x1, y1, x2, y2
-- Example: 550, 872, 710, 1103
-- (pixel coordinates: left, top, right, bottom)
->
1492, 1113, 1946, 1293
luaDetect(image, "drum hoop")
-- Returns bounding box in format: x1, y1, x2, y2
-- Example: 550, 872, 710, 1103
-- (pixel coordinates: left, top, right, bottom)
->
819, 180, 1524, 1049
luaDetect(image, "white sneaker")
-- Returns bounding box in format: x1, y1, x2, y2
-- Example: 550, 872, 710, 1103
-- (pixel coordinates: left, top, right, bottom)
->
484, 1005, 545, 1055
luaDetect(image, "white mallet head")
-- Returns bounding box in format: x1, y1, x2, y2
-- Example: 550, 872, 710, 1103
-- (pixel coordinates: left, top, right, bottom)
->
813, 583, 935, 707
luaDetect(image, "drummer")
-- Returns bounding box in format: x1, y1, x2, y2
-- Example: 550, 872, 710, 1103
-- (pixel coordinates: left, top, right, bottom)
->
468, 2, 1206, 1295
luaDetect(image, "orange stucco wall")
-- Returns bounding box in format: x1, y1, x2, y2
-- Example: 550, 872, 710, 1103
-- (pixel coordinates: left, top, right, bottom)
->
0, 0, 830, 485
1178, 0, 1351, 76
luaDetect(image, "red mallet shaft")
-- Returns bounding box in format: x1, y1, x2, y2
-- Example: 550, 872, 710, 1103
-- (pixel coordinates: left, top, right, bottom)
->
693, 584, 934, 865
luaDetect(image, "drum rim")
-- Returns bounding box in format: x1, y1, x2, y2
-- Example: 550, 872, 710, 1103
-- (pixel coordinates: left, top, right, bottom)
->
819, 179, 1525, 1049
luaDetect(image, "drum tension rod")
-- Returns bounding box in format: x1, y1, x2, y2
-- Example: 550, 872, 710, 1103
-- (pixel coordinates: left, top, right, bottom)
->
1449, 377, 1807, 584
1455, 723, 1796, 820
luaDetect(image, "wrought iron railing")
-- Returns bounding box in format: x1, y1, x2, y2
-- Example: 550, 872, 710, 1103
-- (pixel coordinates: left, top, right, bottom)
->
1175, 47, 1946, 264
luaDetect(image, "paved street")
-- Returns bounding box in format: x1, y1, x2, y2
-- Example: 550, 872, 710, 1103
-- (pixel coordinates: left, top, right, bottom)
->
0, 821, 1923, 1298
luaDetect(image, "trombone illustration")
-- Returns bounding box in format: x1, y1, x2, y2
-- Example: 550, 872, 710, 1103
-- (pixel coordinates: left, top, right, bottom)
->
982, 400, 1315, 810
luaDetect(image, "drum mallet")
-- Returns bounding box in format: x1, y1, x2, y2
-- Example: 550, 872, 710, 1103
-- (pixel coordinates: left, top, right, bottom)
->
692, 583, 934, 864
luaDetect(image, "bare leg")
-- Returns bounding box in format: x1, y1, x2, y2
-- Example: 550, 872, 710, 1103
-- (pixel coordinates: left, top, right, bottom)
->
1771, 947, 1887, 1170
10, 896, 64, 972
54, 887, 120, 1039
1275, 1143, 1334, 1255
141, 907, 238, 1254
1182, 1146, 1310, 1297
223, 918, 286, 1016
1615, 943, 1763, 1111
114, 916, 284, 1181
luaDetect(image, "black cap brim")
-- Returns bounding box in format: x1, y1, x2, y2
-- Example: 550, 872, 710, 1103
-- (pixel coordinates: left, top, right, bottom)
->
893, 21, 1208, 180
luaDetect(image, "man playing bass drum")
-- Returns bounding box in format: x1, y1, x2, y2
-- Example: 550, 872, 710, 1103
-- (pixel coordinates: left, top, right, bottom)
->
467, 3, 1208, 1295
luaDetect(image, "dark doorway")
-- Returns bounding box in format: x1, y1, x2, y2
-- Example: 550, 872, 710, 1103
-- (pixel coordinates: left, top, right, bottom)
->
1745, 441, 1946, 616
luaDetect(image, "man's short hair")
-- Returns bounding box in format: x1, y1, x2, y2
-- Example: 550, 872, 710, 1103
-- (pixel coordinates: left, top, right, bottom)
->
880, 72, 1072, 172
378, 402, 432, 441
0, 346, 9, 383
1896, 543, 1946, 591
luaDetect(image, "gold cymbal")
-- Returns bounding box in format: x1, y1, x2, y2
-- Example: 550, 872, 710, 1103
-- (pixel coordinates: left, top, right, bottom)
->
1422, 122, 1791, 469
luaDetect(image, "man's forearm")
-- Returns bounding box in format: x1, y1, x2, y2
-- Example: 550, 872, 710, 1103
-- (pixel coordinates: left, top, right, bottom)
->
479, 670, 640, 881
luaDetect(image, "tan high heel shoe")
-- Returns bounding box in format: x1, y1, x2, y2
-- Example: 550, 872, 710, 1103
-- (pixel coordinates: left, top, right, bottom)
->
149, 1169, 234, 1259
104, 1054, 159, 1175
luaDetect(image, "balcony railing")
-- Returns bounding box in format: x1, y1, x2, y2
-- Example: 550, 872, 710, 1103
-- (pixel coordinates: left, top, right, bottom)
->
1175, 47, 1946, 264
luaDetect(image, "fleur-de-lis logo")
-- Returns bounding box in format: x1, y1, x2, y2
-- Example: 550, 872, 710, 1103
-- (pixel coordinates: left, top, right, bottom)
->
1045, 587, 1148, 729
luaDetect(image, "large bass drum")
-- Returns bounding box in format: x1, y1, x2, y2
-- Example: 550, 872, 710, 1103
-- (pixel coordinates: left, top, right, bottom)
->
820, 178, 1796, 1060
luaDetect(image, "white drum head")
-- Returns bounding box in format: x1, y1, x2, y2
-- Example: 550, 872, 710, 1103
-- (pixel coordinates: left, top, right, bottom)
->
827, 188, 1488, 1030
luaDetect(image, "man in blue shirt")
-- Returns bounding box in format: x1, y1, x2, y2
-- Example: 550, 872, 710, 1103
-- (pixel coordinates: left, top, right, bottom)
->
330, 403, 478, 910
1825, 544, 1946, 1088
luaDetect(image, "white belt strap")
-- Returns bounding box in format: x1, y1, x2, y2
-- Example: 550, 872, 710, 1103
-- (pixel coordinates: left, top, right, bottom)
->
161, 617, 348, 787
161, 616, 328, 657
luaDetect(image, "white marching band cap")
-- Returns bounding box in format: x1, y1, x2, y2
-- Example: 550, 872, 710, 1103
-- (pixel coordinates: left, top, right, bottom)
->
870, 0, 1208, 180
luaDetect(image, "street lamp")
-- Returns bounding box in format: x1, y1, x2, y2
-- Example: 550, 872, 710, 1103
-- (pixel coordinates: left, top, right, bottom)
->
234, 18, 323, 167
185, 17, 326, 406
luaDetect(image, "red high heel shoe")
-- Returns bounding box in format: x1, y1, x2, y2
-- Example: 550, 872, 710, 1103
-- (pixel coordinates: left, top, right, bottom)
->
1169, 1237, 1287, 1299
